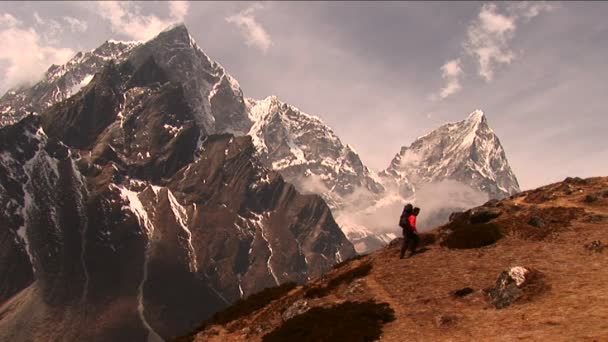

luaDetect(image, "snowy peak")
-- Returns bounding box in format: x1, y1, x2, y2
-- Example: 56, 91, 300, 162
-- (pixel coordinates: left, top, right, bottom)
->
245, 95, 384, 209
384, 109, 520, 199
467, 109, 485, 123
0, 39, 140, 127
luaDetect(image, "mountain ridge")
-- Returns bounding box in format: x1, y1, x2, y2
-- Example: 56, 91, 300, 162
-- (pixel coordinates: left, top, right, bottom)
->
0, 23, 521, 255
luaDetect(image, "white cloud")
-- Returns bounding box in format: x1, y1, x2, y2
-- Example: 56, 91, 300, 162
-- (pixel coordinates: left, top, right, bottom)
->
508, 1, 555, 20
97, 1, 189, 41
0, 12, 74, 93
0, 13, 21, 27
169, 1, 189, 20
63, 16, 88, 33
434, 2, 554, 100
226, 3, 272, 53
464, 3, 517, 82
438, 58, 464, 99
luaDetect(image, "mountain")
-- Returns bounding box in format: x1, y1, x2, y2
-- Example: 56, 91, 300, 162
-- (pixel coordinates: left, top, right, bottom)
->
246, 96, 384, 210
177, 176, 608, 342
381, 109, 520, 199
0, 23, 521, 256
329, 110, 521, 253
0, 40, 140, 127
0, 25, 354, 341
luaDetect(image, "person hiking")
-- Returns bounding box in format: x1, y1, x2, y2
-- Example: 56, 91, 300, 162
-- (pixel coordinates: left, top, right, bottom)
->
401, 207, 421, 259
399, 204, 413, 259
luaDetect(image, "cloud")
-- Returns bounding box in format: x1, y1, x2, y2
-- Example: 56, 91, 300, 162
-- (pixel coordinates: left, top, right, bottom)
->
434, 2, 554, 100
508, 1, 555, 20
226, 3, 272, 53
438, 58, 464, 99
0, 12, 74, 93
96, 1, 189, 41
413, 180, 489, 230
464, 3, 517, 82
465, 2, 554, 82
0, 13, 21, 27
63, 16, 88, 33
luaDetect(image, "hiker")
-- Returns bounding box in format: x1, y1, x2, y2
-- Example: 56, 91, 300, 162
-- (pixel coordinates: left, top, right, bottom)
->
401, 206, 421, 259
399, 204, 413, 259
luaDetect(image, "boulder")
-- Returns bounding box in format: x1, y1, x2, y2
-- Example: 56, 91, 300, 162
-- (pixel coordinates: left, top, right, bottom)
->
449, 211, 464, 222
487, 266, 548, 309
527, 216, 545, 228
469, 208, 502, 224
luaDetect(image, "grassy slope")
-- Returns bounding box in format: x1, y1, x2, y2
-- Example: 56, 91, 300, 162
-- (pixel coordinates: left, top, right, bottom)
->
184, 177, 608, 341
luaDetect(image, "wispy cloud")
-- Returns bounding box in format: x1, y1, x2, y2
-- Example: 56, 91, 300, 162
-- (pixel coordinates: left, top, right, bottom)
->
97, 1, 189, 41
63, 16, 88, 33
438, 58, 464, 99
0, 12, 74, 93
226, 3, 272, 53
435, 1, 554, 100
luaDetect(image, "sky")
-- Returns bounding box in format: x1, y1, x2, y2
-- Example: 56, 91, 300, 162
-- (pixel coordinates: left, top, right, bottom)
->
0, 1, 606, 190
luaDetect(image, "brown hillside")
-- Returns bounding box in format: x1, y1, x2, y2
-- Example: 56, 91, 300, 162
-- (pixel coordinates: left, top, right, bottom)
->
176, 177, 608, 342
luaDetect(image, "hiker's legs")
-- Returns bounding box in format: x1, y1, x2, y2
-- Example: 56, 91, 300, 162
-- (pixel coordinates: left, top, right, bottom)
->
400, 236, 408, 258
410, 233, 420, 254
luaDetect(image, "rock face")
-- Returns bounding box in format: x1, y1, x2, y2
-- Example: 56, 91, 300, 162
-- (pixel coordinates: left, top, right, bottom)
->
0, 25, 354, 342
246, 96, 384, 210
487, 266, 548, 309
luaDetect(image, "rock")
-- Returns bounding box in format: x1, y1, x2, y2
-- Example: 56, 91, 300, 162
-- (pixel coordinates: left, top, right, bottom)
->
435, 314, 459, 328
484, 199, 500, 207
564, 177, 588, 185
584, 194, 600, 203
469, 208, 502, 224
584, 240, 605, 253
487, 266, 548, 309
527, 216, 545, 228
347, 279, 364, 294
585, 214, 605, 223
451, 287, 474, 298
602, 190, 608, 198
562, 184, 575, 195
449, 211, 464, 222
282, 300, 310, 321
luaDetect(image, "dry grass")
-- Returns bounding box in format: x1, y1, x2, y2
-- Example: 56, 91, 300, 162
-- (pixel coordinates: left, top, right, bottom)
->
187, 176, 608, 342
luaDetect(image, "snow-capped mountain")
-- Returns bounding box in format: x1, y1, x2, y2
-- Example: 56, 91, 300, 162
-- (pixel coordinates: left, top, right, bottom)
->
246, 96, 384, 210
0, 40, 140, 127
0, 25, 355, 341
382, 110, 520, 199
0, 22, 521, 259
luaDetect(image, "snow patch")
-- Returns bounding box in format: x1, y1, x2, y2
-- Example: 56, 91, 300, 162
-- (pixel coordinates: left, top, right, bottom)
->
167, 189, 198, 273
253, 212, 280, 286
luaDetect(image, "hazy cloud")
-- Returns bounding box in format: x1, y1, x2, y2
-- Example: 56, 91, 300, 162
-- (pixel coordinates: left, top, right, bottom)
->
0, 11, 74, 93
63, 16, 88, 33
508, 1, 555, 20
97, 1, 189, 41
226, 3, 272, 53
0, 13, 21, 27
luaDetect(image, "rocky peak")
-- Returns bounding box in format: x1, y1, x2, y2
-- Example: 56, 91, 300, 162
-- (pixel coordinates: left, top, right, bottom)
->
0, 40, 355, 340
246, 96, 384, 210
383, 110, 520, 199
